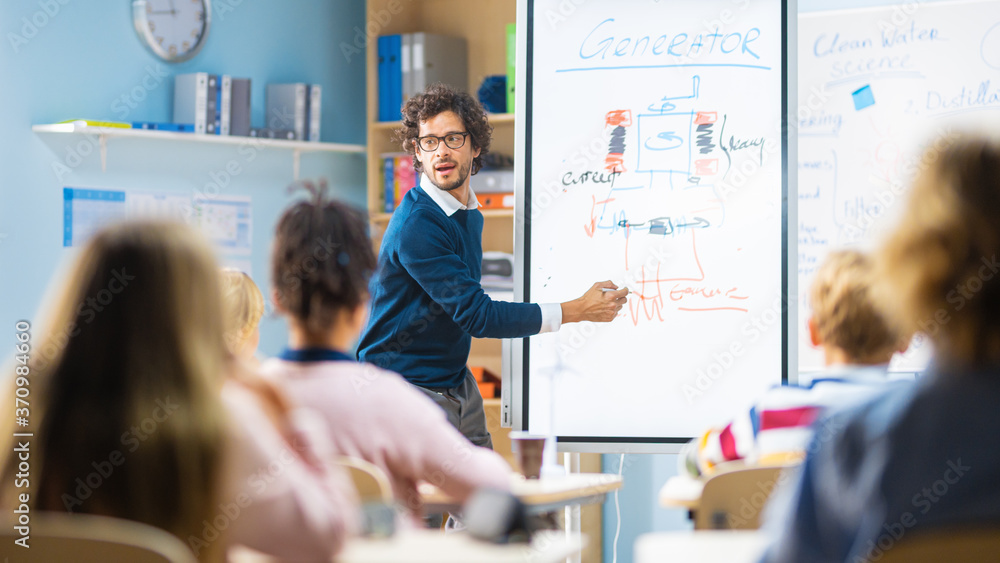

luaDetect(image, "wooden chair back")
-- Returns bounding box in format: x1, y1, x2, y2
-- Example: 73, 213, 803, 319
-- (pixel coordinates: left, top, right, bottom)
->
337, 455, 393, 504
695, 465, 789, 530
871, 527, 1000, 563
1, 512, 196, 563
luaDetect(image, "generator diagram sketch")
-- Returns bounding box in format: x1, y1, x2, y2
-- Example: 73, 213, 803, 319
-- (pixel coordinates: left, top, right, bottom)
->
525, 0, 786, 440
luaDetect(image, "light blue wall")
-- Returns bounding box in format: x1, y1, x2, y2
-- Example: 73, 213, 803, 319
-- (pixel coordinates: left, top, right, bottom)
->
0, 1, 367, 356
601, 453, 692, 563
601, 1, 956, 561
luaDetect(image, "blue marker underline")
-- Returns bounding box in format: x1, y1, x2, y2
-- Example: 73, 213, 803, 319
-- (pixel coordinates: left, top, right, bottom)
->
931, 106, 1000, 118
556, 63, 772, 73
825, 71, 925, 88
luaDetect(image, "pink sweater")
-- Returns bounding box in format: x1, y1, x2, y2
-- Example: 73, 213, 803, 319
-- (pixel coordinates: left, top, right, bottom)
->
220, 382, 359, 560
260, 358, 511, 514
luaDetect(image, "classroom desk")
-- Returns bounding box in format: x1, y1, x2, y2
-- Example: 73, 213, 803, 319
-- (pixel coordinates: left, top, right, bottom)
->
419, 472, 624, 514
659, 474, 706, 511
634, 531, 769, 563
229, 530, 584, 563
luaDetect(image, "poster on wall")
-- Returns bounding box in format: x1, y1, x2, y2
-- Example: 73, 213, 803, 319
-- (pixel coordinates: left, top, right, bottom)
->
62, 187, 253, 261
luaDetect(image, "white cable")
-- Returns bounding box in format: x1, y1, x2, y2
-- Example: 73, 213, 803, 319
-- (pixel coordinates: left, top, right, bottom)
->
612, 453, 625, 563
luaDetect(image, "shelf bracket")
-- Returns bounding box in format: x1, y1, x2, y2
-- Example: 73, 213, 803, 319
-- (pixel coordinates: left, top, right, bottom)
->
292, 149, 301, 180
100, 133, 107, 172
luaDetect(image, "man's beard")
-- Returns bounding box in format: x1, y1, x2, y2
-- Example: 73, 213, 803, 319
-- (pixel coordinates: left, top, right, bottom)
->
427, 159, 472, 192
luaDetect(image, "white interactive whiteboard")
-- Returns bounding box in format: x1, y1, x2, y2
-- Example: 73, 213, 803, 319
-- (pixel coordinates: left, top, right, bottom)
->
513, 0, 794, 450
796, 0, 1000, 373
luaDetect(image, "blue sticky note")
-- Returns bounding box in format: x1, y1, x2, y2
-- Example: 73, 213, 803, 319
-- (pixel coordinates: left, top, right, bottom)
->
852, 85, 875, 110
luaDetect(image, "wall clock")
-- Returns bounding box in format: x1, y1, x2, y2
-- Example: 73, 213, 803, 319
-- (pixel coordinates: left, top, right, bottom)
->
132, 0, 210, 63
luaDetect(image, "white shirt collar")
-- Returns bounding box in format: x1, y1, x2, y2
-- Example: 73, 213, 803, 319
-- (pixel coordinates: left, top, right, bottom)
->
419, 172, 479, 216
798, 363, 891, 386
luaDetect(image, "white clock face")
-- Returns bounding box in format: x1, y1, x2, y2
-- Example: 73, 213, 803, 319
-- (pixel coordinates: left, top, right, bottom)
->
133, 0, 210, 62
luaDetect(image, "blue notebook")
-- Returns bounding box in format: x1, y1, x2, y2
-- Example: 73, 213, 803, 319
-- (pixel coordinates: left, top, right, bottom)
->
132, 121, 196, 132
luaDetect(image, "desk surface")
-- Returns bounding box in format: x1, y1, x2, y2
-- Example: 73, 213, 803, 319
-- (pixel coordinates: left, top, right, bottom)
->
634, 531, 768, 563
658, 475, 706, 510
421, 472, 623, 512
230, 530, 584, 563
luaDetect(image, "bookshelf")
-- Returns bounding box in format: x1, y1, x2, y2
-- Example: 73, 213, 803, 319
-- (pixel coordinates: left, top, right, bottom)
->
365, 0, 516, 378
32, 123, 365, 180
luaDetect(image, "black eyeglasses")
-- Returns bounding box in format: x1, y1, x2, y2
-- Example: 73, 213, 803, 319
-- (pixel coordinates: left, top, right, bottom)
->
415, 132, 469, 152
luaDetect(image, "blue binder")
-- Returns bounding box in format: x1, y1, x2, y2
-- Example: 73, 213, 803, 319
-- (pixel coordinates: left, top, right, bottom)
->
383, 156, 395, 213
213, 74, 222, 134
377, 36, 391, 121
387, 35, 402, 121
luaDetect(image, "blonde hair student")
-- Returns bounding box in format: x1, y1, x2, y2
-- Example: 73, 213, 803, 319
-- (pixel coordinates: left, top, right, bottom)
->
683, 248, 908, 477
762, 135, 1000, 563
0, 221, 357, 561
808, 249, 906, 365
219, 268, 265, 362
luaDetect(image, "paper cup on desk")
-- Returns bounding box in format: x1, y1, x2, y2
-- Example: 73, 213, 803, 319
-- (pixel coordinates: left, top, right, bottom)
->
509, 432, 547, 479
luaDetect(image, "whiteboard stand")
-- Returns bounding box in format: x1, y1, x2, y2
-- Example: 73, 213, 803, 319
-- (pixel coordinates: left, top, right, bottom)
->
501, 338, 513, 427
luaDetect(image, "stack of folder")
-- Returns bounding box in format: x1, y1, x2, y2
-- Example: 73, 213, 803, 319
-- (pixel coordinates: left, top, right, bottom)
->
172, 74, 322, 141
266, 83, 323, 142
377, 33, 468, 122
173, 73, 252, 136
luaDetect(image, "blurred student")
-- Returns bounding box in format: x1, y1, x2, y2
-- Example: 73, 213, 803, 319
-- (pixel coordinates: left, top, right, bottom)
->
761, 136, 1000, 562
0, 221, 357, 562
682, 249, 909, 477
261, 181, 511, 516
220, 268, 265, 365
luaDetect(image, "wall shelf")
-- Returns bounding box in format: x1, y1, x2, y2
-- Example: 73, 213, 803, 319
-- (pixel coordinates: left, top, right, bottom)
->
32, 123, 366, 180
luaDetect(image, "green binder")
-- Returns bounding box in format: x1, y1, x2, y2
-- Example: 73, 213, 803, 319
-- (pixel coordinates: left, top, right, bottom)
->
506, 23, 516, 114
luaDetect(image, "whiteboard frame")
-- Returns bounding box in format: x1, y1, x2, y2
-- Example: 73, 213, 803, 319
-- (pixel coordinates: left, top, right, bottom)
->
508, 0, 798, 453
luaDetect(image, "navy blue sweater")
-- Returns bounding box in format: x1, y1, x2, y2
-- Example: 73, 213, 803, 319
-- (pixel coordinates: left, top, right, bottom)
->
358, 186, 541, 388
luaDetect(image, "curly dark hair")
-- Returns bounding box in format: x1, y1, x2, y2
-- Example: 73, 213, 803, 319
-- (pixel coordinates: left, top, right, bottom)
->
271, 179, 377, 335
395, 83, 492, 175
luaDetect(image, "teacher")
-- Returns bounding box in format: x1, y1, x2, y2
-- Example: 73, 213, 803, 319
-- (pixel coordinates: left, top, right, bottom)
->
358, 84, 629, 448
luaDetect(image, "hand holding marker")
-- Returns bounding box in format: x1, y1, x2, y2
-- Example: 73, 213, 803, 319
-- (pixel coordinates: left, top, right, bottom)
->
602, 282, 633, 295
604, 284, 630, 319
562, 282, 629, 323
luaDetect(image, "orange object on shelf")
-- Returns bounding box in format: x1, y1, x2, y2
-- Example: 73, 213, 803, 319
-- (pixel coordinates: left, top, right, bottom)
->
477, 381, 497, 399
469, 365, 501, 383
478, 192, 514, 209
